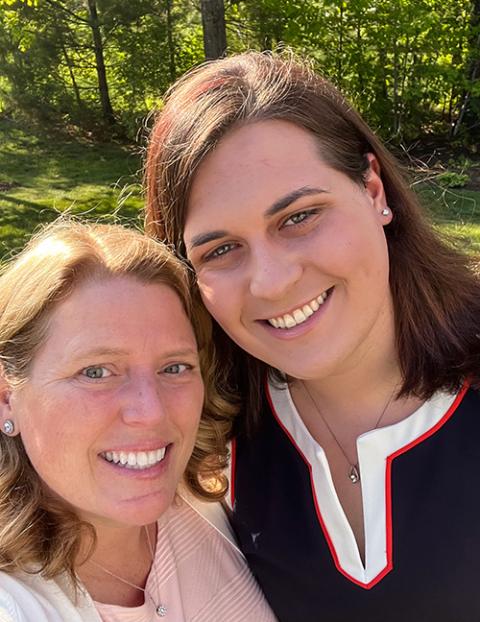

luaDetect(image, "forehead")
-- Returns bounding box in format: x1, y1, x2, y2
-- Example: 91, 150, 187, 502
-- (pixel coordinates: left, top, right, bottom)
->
191, 119, 321, 191
34, 276, 195, 363
185, 120, 328, 233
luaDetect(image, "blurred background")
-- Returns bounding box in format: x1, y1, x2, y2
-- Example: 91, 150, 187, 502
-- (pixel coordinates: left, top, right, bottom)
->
1, 0, 479, 255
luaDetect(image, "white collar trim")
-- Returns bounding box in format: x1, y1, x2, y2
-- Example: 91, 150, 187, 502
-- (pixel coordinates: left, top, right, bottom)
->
267, 381, 467, 587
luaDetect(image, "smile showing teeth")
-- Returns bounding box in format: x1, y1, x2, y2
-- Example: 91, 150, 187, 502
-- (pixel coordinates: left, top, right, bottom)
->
100, 447, 166, 470
267, 291, 329, 329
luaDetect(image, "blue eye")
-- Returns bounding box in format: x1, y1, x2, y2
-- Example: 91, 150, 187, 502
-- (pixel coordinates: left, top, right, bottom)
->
82, 366, 111, 379
163, 363, 191, 374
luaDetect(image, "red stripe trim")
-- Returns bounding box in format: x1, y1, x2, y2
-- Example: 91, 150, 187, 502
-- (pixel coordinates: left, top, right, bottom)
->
266, 380, 469, 589
230, 437, 237, 508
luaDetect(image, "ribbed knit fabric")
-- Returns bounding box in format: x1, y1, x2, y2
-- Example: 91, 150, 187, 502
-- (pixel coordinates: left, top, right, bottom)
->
95, 498, 276, 622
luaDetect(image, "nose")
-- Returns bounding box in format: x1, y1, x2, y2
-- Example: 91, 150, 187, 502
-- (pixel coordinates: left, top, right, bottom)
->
121, 374, 166, 427
248, 242, 302, 300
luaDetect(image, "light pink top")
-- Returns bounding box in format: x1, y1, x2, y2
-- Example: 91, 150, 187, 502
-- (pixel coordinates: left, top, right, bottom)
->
94, 498, 276, 622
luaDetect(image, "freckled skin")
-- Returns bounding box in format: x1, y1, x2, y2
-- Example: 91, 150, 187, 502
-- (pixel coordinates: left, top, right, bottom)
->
7, 277, 204, 529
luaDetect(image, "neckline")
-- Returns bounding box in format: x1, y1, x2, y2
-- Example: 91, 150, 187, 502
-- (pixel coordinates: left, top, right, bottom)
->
266, 379, 467, 587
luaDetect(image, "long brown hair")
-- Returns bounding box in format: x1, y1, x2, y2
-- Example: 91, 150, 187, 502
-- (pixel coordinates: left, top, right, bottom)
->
145, 51, 480, 428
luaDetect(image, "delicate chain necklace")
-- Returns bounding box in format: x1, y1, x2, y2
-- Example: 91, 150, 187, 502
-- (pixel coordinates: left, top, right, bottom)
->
90, 525, 167, 618
301, 382, 397, 484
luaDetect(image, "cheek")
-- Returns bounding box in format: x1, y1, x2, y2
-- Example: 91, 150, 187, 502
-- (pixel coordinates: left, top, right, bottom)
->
197, 276, 235, 323
172, 384, 204, 436
323, 216, 387, 278
18, 392, 96, 469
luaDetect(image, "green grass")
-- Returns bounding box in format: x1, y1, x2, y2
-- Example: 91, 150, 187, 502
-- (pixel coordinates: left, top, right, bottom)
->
416, 185, 480, 255
0, 118, 143, 257
1, 117, 480, 260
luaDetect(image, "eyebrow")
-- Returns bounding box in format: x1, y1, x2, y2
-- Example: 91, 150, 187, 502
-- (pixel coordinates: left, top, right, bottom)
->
71, 347, 199, 361
264, 186, 328, 217
188, 185, 328, 251
189, 230, 229, 250
72, 347, 130, 360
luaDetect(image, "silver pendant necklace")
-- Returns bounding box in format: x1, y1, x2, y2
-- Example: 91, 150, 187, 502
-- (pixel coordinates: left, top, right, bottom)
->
301, 382, 396, 484
90, 525, 167, 617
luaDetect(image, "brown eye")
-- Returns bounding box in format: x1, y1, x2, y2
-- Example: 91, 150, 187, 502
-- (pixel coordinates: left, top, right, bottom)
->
205, 242, 238, 261
283, 210, 314, 227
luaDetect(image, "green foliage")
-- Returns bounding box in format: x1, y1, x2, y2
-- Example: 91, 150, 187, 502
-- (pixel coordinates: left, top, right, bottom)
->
436, 171, 470, 188
0, 0, 479, 143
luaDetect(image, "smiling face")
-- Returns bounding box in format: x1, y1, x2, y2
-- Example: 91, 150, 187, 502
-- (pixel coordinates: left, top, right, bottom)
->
184, 120, 396, 381
4, 277, 203, 529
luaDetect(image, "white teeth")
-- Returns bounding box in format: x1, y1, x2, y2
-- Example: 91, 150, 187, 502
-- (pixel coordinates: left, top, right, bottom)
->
293, 309, 307, 323
101, 447, 167, 470
284, 313, 296, 329
147, 450, 157, 465
267, 290, 331, 329
302, 304, 314, 318
137, 452, 148, 467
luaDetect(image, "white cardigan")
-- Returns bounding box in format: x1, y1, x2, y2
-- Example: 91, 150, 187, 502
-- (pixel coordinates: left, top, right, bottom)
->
0, 493, 240, 622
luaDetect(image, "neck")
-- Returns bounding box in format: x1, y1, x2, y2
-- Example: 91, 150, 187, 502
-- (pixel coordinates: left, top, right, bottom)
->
291, 309, 416, 433
300, 363, 402, 427
76, 520, 157, 607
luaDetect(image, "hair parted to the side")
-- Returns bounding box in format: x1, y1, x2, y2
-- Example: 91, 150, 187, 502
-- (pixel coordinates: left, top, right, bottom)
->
145, 50, 480, 427
0, 218, 236, 585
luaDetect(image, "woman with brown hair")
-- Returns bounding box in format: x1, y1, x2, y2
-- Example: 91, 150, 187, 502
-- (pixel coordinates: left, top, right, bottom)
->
0, 219, 275, 621
145, 51, 480, 621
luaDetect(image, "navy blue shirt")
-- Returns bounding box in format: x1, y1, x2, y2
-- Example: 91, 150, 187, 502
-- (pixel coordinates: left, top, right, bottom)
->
230, 383, 479, 622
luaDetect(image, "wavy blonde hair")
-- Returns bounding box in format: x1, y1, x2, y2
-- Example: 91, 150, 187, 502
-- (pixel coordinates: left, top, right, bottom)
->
0, 219, 236, 584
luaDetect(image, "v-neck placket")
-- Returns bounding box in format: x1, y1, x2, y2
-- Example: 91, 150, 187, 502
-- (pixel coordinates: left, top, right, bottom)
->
267, 380, 467, 588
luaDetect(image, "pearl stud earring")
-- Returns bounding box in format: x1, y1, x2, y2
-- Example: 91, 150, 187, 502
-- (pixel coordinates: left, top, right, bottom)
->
2, 420, 14, 435
381, 207, 390, 216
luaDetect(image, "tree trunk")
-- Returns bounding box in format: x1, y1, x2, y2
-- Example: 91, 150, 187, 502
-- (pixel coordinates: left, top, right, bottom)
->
200, 0, 227, 60
85, 0, 115, 125
53, 13, 83, 111
60, 39, 83, 110
166, 0, 176, 81
337, 1, 344, 86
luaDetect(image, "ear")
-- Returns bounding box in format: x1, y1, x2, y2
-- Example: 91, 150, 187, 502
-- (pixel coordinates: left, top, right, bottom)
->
364, 153, 392, 225
0, 375, 19, 436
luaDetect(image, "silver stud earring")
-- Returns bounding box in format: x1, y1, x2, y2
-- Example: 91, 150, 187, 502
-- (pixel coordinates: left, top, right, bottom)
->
381, 207, 390, 216
2, 420, 14, 435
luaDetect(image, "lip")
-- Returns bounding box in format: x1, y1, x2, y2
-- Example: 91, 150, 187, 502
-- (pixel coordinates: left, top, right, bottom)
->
260, 289, 331, 323
98, 444, 172, 480
259, 287, 333, 339
99, 441, 169, 453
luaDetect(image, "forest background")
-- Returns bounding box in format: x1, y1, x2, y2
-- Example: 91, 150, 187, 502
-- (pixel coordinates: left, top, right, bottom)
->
1, 0, 480, 255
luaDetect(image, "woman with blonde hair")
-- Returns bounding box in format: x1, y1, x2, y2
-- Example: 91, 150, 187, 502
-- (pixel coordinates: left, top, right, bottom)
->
0, 219, 275, 621
145, 51, 480, 621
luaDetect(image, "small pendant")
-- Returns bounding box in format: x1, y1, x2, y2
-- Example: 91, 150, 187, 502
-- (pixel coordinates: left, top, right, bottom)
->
349, 465, 360, 483
156, 604, 167, 617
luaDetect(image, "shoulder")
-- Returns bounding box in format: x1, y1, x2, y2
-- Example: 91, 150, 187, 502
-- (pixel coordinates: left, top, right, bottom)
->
0, 571, 55, 622
176, 488, 242, 554
0, 571, 100, 622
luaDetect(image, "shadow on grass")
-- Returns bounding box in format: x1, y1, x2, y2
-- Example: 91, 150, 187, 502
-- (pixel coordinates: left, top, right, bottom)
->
0, 118, 142, 191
